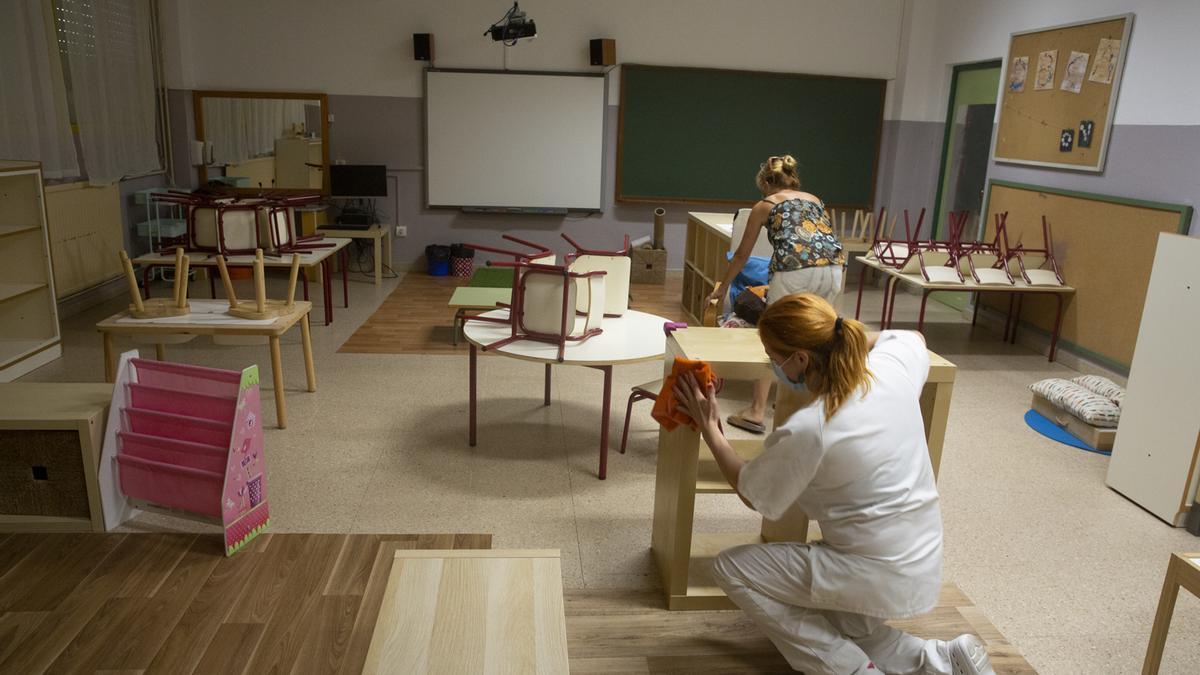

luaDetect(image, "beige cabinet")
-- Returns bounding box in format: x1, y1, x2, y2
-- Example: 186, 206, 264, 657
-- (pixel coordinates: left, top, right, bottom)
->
0, 160, 61, 381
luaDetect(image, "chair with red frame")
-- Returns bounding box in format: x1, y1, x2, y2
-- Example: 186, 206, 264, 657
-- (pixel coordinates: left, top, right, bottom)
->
462, 258, 606, 363
890, 210, 969, 285
469, 234, 557, 268
258, 193, 335, 255
1007, 216, 1066, 287
959, 211, 1016, 286
562, 233, 632, 317
854, 207, 924, 319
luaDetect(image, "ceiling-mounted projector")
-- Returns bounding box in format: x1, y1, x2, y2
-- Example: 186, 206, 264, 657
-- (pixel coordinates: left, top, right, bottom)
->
486, 2, 537, 44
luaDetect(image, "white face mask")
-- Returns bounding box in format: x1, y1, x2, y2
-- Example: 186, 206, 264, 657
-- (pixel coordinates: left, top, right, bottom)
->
770, 353, 808, 392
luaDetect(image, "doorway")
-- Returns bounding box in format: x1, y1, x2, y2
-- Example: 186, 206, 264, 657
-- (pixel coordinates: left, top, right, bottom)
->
931, 60, 1001, 310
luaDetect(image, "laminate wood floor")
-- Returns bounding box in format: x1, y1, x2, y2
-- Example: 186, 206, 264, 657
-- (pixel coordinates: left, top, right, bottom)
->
337, 272, 686, 355
0, 532, 1034, 674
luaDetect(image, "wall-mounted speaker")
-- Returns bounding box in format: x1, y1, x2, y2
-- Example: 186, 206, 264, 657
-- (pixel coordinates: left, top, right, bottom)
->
414, 33, 434, 61
589, 38, 615, 66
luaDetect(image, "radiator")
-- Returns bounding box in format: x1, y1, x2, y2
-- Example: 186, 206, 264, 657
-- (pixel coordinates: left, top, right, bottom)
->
43, 182, 124, 298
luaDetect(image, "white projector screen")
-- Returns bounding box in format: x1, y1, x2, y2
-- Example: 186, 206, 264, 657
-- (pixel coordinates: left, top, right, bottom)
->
425, 70, 605, 211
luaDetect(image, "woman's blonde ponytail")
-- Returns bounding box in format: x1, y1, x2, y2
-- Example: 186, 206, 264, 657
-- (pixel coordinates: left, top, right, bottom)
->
758, 293, 873, 419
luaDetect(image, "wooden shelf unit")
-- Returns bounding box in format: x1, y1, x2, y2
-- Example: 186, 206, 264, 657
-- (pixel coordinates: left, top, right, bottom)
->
0, 161, 61, 381
651, 327, 957, 610
682, 212, 736, 323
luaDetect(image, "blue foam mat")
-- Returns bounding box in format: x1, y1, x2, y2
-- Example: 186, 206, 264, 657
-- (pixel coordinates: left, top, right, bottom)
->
1023, 409, 1111, 456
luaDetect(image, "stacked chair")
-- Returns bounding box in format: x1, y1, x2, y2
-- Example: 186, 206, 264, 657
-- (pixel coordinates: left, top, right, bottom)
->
960, 212, 1016, 286
562, 233, 631, 317
153, 191, 333, 257
1008, 216, 1066, 287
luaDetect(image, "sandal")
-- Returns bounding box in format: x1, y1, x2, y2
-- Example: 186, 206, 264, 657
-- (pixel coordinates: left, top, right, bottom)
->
726, 414, 765, 434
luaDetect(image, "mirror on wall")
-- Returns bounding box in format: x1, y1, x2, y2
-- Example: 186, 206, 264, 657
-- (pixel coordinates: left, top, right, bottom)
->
194, 91, 329, 193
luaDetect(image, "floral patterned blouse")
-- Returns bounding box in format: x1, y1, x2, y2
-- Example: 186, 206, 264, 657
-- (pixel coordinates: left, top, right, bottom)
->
764, 198, 845, 273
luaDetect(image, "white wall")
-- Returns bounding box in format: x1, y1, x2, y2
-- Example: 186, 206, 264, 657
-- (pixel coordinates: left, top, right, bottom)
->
898, 0, 1200, 124
160, 0, 905, 104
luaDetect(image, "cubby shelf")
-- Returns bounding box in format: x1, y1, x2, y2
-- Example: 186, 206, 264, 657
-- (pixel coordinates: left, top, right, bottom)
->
0, 160, 61, 381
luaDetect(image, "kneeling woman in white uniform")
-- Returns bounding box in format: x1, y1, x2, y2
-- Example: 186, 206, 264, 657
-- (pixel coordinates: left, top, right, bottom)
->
674, 293, 994, 675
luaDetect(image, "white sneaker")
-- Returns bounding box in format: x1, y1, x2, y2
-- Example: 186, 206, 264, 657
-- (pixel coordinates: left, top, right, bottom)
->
947, 634, 995, 675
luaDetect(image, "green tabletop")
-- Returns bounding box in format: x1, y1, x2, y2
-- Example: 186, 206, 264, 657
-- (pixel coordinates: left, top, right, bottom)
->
448, 287, 511, 309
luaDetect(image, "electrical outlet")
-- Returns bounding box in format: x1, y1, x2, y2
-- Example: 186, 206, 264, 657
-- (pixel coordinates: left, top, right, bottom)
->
334, 159, 347, 165
327, 113, 335, 122
395, 225, 407, 237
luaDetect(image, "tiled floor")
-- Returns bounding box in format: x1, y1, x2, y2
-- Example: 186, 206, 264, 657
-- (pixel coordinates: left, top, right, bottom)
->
20, 270, 1200, 673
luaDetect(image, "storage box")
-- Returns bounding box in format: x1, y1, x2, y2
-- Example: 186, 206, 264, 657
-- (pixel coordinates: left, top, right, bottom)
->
630, 247, 668, 284
1031, 393, 1117, 451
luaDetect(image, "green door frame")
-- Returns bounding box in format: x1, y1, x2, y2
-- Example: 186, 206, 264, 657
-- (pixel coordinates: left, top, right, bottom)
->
930, 59, 1002, 239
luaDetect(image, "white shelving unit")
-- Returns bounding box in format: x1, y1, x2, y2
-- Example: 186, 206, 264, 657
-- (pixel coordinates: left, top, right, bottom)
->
0, 160, 61, 381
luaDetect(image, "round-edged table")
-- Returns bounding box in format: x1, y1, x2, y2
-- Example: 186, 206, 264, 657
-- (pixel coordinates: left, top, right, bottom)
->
462, 308, 668, 479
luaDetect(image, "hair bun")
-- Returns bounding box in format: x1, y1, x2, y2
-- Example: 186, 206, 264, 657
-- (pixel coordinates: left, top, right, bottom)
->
780, 155, 797, 170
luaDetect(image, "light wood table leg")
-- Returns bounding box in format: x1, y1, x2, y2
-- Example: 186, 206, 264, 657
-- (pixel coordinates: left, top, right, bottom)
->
374, 236, 382, 286
269, 335, 287, 428
300, 314, 317, 393
384, 229, 393, 278
102, 333, 116, 383
155, 343, 166, 361
920, 379, 955, 480
1143, 557, 1181, 674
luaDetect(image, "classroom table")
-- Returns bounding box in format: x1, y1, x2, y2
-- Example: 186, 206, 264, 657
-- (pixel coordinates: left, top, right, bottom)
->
462, 308, 668, 480
650, 326, 957, 610
1144, 552, 1200, 674
132, 238, 350, 326
95, 300, 316, 429
363, 549, 569, 674
854, 255, 1076, 361
447, 287, 511, 345
318, 224, 393, 286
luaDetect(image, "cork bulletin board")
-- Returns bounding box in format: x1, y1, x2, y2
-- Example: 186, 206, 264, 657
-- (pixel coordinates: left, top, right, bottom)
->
995, 14, 1133, 172
982, 180, 1192, 372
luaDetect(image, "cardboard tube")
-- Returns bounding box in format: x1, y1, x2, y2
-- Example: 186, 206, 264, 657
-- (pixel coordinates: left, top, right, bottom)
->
215, 255, 238, 306
176, 256, 191, 308
171, 247, 184, 304
254, 249, 266, 313
118, 250, 145, 312
652, 208, 665, 249
286, 253, 301, 308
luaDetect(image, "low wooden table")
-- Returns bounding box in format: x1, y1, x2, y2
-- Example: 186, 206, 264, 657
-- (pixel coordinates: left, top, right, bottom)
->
651, 327, 956, 610
448, 287, 510, 345
95, 300, 316, 429
134, 238, 351, 326
0, 383, 113, 532
319, 224, 393, 286
364, 549, 569, 674
1144, 552, 1200, 673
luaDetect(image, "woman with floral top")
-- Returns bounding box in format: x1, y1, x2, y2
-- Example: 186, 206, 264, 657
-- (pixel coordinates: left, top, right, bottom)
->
707, 154, 845, 434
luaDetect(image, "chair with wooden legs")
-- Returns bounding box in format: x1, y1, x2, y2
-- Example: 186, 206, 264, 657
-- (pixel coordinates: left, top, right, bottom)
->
462, 260, 606, 363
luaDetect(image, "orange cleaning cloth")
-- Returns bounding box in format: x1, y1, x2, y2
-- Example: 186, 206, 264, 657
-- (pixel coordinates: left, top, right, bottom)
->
651, 357, 717, 431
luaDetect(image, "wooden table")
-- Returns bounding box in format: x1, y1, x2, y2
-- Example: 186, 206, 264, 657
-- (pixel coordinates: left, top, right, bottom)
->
1144, 552, 1200, 674
95, 300, 316, 429
462, 308, 668, 480
319, 224, 393, 286
854, 255, 1076, 361
133, 238, 350, 326
364, 549, 569, 674
448, 287, 511, 345
0, 383, 113, 532
651, 327, 956, 610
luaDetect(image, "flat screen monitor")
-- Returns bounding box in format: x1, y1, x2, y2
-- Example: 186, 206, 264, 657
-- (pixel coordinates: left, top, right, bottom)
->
330, 164, 387, 198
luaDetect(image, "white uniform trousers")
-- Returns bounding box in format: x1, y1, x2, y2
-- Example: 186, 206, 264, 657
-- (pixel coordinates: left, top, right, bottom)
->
713, 542, 953, 675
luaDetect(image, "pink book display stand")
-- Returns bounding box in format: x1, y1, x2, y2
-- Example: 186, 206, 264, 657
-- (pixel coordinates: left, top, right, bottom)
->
98, 350, 269, 555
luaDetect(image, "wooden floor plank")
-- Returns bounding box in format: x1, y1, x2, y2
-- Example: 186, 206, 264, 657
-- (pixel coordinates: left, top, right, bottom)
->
0, 611, 50, 664
192, 622, 264, 675
0, 533, 40, 579
0, 533, 1034, 674
0, 533, 123, 612
322, 535, 381, 597
98, 536, 226, 670
144, 540, 261, 674
288, 595, 361, 675
243, 534, 346, 673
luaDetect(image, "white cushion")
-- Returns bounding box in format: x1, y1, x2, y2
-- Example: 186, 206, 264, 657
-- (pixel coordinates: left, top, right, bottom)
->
1030, 378, 1120, 427
1071, 375, 1125, 407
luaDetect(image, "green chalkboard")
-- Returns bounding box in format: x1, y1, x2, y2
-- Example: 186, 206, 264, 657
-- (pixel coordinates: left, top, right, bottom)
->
617, 65, 886, 208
